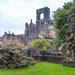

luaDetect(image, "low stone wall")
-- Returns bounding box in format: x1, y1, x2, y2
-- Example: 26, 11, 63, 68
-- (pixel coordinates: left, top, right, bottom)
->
24, 48, 40, 57
24, 49, 65, 64
0, 48, 35, 69
34, 55, 65, 64
63, 59, 75, 67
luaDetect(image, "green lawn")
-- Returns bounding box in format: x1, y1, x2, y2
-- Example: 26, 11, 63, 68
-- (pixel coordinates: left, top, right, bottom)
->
0, 62, 75, 75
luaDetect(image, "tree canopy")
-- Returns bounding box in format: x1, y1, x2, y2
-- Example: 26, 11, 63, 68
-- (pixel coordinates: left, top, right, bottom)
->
28, 39, 52, 51
53, 1, 75, 49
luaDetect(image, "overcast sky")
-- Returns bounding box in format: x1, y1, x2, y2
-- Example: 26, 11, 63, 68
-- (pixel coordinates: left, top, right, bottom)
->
0, 0, 73, 37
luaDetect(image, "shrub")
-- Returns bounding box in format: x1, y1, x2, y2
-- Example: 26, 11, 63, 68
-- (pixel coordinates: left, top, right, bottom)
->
28, 39, 52, 51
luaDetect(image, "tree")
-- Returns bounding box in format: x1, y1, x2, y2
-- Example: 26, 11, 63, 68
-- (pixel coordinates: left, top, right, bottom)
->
28, 39, 52, 51
53, 1, 75, 49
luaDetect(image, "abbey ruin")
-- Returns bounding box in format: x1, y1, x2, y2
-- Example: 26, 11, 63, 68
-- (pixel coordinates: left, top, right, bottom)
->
0, 7, 55, 49
25, 7, 55, 49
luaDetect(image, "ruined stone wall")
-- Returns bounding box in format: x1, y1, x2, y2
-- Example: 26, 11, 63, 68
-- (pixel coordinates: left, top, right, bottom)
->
33, 51, 65, 64
2, 32, 25, 49
65, 6, 75, 59
25, 20, 38, 39
38, 25, 48, 36
35, 55, 65, 64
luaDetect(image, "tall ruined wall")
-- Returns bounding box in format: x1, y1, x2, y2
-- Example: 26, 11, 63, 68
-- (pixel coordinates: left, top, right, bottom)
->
62, 7, 75, 67
66, 6, 75, 59
25, 20, 38, 39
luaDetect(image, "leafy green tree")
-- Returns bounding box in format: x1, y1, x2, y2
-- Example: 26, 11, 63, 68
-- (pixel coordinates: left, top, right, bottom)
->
53, 1, 75, 49
28, 39, 52, 51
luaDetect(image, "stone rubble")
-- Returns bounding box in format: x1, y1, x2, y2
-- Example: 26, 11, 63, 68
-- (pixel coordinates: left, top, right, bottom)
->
0, 48, 34, 69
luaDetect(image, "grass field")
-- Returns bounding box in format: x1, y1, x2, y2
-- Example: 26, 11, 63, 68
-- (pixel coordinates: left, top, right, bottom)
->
0, 62, 75, 75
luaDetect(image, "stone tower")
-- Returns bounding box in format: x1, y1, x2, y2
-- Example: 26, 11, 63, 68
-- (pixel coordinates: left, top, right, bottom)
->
36, 7, 53, 37
36, 7, 52, 26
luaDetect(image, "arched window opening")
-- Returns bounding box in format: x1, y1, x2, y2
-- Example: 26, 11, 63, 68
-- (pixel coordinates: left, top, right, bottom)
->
40, 13, 44, 19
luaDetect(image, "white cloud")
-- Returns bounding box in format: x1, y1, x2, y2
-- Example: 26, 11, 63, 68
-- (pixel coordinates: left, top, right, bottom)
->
0, 0, 73, 36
